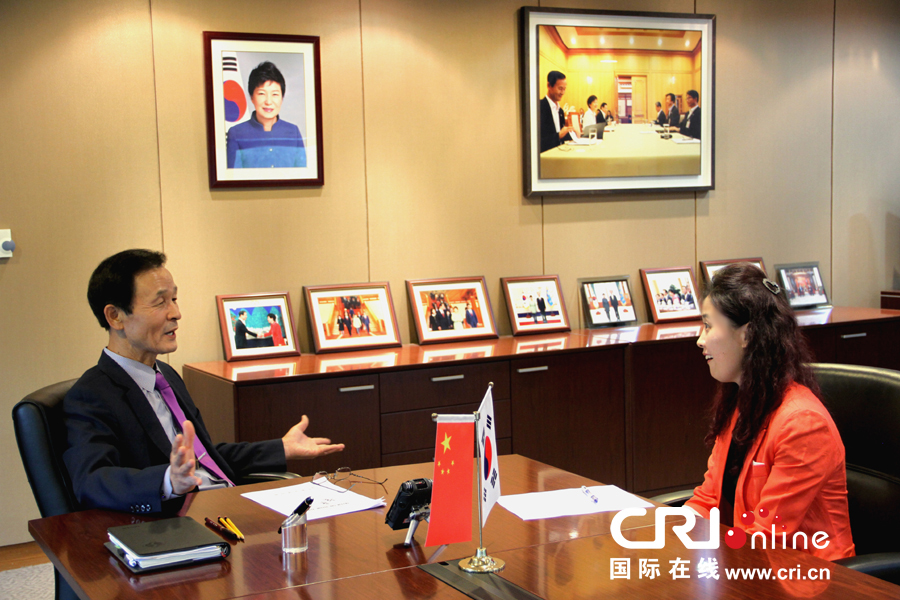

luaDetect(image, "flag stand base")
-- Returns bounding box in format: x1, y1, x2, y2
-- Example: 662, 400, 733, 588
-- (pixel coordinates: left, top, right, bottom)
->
458, 547, 505, 573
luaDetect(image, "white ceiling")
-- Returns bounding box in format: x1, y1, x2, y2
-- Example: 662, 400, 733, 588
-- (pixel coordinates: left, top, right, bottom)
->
552, 26, 701, 53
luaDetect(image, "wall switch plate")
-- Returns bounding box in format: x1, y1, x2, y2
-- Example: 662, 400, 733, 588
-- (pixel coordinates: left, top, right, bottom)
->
0, 229, 14, 257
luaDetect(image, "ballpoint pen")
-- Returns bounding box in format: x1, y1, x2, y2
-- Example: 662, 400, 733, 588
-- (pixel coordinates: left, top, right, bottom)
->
581, 485, 599, 504
279, 497, 314, 533
293, 497, 314, 518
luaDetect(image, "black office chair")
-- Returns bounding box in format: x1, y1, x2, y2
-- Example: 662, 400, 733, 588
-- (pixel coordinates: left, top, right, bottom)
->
812, 363, 900, 584
12, 379, 80, 600
13, 379, 300, 600
651, 363, 900, 585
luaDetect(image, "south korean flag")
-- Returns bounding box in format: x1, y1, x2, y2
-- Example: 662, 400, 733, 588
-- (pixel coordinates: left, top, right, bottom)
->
477, 386, 501, 526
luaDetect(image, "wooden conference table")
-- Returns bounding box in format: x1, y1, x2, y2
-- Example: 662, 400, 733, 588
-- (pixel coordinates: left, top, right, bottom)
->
540, 123, 701, 179
29, 455, 899, 600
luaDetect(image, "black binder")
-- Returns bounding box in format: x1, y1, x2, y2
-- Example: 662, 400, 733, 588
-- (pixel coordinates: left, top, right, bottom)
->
105, 516, 230, 573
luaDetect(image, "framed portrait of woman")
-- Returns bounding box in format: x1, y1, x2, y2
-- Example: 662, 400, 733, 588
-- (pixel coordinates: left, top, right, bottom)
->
204, 32, 323, 188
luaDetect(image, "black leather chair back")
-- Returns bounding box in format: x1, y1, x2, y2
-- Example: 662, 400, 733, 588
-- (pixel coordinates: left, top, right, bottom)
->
812, 364, 900, 556
12, 379, 79, 518
12, 379, 80, 600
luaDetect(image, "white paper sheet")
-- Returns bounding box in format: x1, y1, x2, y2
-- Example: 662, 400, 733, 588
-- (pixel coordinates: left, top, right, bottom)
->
497, 485, 653, 520
241, 480, 385, 520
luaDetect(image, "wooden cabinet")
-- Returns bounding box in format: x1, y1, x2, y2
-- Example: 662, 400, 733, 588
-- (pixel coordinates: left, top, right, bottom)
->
183, 307, 900, 496
380, 362, 511, 466
627, 338, 717, 496
877, 320, 900, 371
805, 317, 900, 371
510, 348, 627, 488
228, 374, 381, 476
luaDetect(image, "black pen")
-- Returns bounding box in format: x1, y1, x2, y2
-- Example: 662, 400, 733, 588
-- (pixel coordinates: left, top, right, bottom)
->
293, 497, 314, 518
279, 497, 314, 534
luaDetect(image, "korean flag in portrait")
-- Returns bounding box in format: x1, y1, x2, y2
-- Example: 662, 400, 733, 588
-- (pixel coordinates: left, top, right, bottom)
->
222, 52, 250, 131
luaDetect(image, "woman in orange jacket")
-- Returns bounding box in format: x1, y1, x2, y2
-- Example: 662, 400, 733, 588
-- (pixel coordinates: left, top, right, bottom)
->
686, 263, 854, 561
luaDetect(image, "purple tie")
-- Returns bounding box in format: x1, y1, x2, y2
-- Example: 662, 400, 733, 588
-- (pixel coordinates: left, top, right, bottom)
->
155, 371, 233, 486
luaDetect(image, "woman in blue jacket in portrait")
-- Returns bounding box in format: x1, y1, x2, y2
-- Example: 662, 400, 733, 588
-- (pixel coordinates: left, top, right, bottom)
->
226, 61, 306, 169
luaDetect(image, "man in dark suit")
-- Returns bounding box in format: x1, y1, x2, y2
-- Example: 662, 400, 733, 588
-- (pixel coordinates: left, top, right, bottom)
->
234, 310, 256, 349
598, 102, 614, 124
539, 70, 573, 152
665, 93, 680, 127
465, 303, 478, 328
654, 101, 666, 126
536, 295, 547, 323
64, 249, 344, 513
679, 89, 701, 139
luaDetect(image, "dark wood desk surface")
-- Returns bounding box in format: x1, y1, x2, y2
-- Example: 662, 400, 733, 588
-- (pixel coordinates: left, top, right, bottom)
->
30, 455, 664, 600
244, 524, 900, 600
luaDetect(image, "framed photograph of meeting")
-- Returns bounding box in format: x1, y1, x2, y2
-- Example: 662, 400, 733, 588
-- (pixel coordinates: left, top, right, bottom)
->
216, 292, 300, 362
773, 262, 831, 310
699, 257, 767, 286
203, 32, 323, 189
304, 282, 402, 354
501, 275, 570, 336
406, 276, 499, 345
519, 7, 715, 196
577, 275, 638, 328
640, 266, 701, 323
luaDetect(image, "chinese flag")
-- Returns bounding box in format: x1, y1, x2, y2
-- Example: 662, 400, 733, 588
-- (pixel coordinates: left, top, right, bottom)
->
425, 416, 474, 547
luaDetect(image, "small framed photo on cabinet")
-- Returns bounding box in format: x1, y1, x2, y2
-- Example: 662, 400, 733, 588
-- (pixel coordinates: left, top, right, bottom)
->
640, 266, 701, 323
501, 275, 570, 336
699, 257, 766, 286
578, 275, 638, 328
216, 292, 300, 361
773, 262, 831, 310
406, 276, 498, 345
304, 282, 402, 353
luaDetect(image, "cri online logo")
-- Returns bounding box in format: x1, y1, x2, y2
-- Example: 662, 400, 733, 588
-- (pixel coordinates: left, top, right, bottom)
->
610, 507, 831, 551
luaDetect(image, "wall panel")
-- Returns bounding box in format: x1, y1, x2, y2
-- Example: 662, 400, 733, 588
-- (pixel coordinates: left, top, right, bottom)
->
361, 0, 542, 339
695, 0, 834, 285
0, 0, 162, 545
832, 0, 900, 306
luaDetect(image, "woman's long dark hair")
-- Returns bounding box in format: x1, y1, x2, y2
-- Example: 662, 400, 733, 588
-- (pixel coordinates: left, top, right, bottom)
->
703, 263, 820, 448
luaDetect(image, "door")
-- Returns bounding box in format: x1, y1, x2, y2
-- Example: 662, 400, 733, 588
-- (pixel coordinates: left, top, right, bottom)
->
631, 76, 647, 122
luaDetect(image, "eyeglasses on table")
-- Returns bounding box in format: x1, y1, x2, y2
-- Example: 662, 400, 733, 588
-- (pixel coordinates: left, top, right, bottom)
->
311, 467, 387, 493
